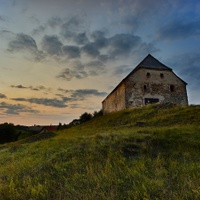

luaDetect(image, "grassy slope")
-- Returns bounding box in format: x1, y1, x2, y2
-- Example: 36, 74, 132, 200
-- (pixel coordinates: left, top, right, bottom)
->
0, 105, 200, 200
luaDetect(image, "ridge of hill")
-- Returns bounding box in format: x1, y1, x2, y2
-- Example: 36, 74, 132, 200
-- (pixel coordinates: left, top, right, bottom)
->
0, 104, 200, 199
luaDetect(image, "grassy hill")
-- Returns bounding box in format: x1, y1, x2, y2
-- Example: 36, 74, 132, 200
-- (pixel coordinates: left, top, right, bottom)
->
0, 104, 200, 200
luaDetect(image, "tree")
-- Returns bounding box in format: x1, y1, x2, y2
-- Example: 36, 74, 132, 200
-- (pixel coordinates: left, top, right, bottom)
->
79, 112, 93, 124
0, 123, 17, 144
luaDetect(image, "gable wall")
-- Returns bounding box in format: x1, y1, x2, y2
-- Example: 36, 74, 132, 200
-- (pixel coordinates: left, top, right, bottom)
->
102, 82, 126, 114
125, 68, 188, 107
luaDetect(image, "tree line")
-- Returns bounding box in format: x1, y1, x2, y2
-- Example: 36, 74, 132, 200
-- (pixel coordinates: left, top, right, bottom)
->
60, 110, 102, 129
0, 110, 103, 144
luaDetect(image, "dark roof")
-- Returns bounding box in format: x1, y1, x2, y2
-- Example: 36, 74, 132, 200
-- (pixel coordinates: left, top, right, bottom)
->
135, 54, 172, 70
102, 54, 186, 103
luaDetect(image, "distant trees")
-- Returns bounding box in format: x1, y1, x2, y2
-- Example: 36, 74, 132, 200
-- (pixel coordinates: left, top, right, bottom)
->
79, 112, 93, 124
0, 123, 18, 144
61, 110, 103, 129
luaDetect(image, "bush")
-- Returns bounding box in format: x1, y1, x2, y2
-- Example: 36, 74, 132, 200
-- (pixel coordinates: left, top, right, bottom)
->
0, 123, 17, 144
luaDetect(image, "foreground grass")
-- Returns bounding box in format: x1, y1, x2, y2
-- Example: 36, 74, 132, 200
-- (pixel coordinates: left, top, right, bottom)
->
0, 105, 200, 199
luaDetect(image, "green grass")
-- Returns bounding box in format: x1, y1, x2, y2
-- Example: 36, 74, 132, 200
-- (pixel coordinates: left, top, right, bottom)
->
0, 104, 200, 199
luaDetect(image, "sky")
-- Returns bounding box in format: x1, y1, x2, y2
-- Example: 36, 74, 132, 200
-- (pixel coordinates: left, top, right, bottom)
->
0, 0, 199, 125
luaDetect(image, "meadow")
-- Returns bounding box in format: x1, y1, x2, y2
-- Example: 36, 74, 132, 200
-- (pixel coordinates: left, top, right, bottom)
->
0, 104, 200, 200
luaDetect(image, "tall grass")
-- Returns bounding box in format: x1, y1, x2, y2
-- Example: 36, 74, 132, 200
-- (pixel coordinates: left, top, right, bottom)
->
0, 105, 200, 199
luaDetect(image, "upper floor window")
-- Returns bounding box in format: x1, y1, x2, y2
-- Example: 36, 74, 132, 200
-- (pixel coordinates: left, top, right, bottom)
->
146, 72, 150, 78
144, 84, 147, 91
160, 73, 164, 78
170, 85, 175, 92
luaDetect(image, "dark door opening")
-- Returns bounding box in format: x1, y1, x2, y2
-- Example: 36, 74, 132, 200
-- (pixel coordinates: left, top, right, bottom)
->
145, 98, 159, 105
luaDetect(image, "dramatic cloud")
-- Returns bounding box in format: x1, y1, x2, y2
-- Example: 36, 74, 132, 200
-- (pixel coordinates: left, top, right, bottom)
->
12, 98, 68, 108
6, 32, 45, 61
157, 19, 200, 40
41, 35, 63, 56
62, 45, 80, 59
0, 102, 38, 115
8, 33, 37, 52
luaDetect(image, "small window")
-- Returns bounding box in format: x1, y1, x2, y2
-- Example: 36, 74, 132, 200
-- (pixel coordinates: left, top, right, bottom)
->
170, 85, 175, 92
145, 98, 159, 105
144, 85, 147, 91
146, 72, 150, 78
160, 73, 164, 78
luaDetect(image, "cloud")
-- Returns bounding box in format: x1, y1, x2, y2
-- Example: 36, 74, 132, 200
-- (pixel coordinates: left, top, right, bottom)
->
32, 25, 46, 35
61, 15, 86, 40
12, 97, 68, 108
71, 89, 107, 99
57, 59, 106, 81
157, 19, 200, 40
0, 30, 15, 39
41, 35, 63, 56
74, 32, 89, 45
108, 34, 141, 58
91, 30, 108, 49
58, 88, 107, 101
81, 42, 100, 58
11, 84, 51, 92
80, 30, 107, 58
169, 53, 200, 88
0, 93, 7, 98
167, 52, 200, 104
11, 84, 27, 89
48, 17, 63, 28
85, 60, 105, 76
62, 45, 81, 59
57, 68, 88, 81
6, 32, 46, 61
0, 102, 38, 115
114, 65, 132, 76
11, 87, 107, 108
8, 33, 37, 52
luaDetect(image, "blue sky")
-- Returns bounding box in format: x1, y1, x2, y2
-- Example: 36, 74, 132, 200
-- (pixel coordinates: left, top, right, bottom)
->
0, 0, 199, 125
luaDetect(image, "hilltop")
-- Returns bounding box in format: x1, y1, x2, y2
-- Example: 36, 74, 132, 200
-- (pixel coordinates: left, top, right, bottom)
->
0, 104, 200, 199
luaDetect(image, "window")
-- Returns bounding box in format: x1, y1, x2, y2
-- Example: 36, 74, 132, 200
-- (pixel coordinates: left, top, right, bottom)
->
160, 73, 164, 78
145, 98, 159, 105
170, 85, 175, 92
144, 85, 147, 92
146, 72, 150, 78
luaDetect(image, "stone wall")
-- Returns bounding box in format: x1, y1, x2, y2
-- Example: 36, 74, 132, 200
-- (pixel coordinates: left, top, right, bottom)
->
102, 83, 126, 114
125, 68, 188, 107
102, 68, 188, 114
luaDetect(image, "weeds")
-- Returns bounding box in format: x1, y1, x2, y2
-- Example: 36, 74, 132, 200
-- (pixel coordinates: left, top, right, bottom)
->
0, 105, 200, 199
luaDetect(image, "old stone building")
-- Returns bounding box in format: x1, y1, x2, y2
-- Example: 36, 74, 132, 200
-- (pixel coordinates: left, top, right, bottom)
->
102, 54, 188, 114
